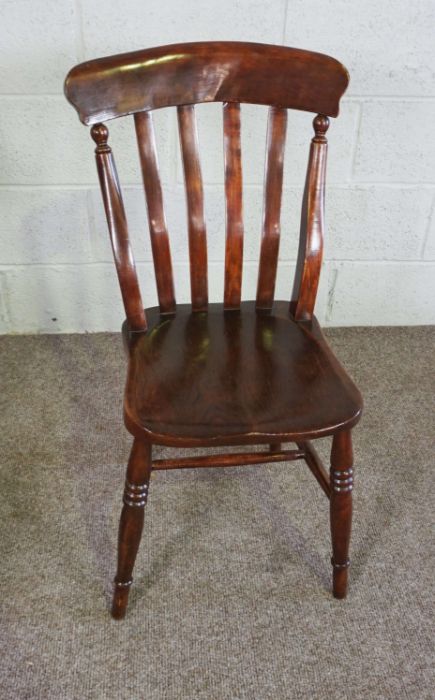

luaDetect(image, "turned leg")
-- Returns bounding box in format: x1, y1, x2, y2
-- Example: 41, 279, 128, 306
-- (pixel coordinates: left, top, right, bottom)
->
112, 439, 152, 619
330, 430, 353, 599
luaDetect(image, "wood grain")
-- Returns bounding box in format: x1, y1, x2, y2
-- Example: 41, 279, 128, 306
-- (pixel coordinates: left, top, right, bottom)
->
123, 302, 362, 447
65, 41, 349, 125
223, 102, 244, 309
134, 111, 176, 313
290, 114, 329, 321
91, 123, 147, 331
256, 107, 287, 310
177, 104, 208, 311
112, 439, 152, 619
152, 449, 305, 470
64, 42, 361, 619
330, 430, 353, 598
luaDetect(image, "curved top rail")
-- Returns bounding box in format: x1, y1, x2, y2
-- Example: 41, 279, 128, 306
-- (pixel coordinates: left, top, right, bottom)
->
64, 41, 349, 125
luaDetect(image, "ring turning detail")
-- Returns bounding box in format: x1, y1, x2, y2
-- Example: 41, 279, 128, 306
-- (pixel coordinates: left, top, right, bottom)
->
123, 480, 149, 507
331, 558, 350, 570
331, 468, 354, 493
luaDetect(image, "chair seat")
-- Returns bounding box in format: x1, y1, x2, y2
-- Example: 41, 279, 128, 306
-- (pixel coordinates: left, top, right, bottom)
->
123, 301, 362, 446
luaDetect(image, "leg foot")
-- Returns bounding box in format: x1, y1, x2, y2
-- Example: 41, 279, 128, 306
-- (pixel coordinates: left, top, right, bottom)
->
111, 581, 132, 619
111, 439, 151, 619
331, 558, 350, 599
330, 430, 353, 599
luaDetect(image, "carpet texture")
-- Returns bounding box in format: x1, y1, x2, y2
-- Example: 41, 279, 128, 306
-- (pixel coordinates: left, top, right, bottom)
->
0, 327, 434, 699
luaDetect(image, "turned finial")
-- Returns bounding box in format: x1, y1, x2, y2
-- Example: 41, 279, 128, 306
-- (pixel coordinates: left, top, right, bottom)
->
91, 123, 110, 152
313, 114, 330, 142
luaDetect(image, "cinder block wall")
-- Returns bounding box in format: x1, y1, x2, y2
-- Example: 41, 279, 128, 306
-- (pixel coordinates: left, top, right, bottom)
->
1, 0, 434, 332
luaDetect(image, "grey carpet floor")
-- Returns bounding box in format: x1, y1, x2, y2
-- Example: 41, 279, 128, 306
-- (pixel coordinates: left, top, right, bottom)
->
0, 327, 434, 700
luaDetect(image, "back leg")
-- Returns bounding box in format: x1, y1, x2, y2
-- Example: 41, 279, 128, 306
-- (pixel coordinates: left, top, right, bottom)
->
112, 439, 152, 619
330, 430, 353, 598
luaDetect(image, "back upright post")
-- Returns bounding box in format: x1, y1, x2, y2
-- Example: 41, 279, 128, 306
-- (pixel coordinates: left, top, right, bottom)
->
290, 114, 329, 321
91, 123, 147, 331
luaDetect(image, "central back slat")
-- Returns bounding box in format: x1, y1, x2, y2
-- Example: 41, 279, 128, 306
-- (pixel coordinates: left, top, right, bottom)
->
256, 107, 288, 310
134, 111, 176, 313
177, 104, 208, 311
223, 102, 244, 310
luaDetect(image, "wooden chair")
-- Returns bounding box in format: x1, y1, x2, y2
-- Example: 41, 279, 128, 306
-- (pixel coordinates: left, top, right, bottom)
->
64, 42, 363, 619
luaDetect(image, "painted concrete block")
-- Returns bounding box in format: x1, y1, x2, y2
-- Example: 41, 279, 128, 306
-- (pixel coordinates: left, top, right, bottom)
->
354, 101, 435, 183
81, 0, 286, 58
0, 98, 172, 186
1, 1, 434, 332
423, 195, 435, 260
325, 187, 433, 260
1, 263, 155, 333
284, 0, 435, 96
0, 189, 91, 264
0, 0, 78, 94
0, 272, 9, 334
0, 98, 95, 185
327, 262, 435, 325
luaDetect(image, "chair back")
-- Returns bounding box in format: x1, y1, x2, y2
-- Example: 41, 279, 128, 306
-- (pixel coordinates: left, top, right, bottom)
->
65, 41, 349, 330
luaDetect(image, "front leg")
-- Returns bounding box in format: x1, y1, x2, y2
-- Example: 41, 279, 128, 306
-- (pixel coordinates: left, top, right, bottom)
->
112, 439, 152, 619
330, 430, 353, 598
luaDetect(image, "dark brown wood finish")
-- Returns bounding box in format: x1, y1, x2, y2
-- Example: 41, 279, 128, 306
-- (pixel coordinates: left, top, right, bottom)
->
123, 302, 361, 446
134, 111, 176, 313
153, 449, 305, 470
64, 42, 362, 619
91, 124, 147, 331
177, 104, 208, 311
290, 115, 329, 321
256, 107, 287, 310
223, 102, 244, 309
330, 430, 354, 598
64, 42, 349, 124
112, 439, 152, 619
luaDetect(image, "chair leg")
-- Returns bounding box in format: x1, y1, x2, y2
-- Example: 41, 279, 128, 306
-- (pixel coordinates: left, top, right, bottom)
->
111, 439, 152, 619
269, 442, 282, 452
330, 430, 353, 599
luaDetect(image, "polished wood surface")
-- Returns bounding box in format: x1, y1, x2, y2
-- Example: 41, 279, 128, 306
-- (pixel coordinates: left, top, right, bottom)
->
65, 42, 349, 125
152, 448, 306, 471
256, 107, 287, 310
330, 430, 354, 598
177, 104, 208, 311
112, 439, 152, 619
290, 115, 329, 321
223, 102, 244, 310
64, 41, 361, 619
123, 302, 362, 447
134, 111, 176, 313
91, 124, 147, 331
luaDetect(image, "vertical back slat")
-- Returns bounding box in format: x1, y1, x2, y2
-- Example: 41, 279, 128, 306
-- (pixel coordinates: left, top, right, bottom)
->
223, 102, 244, 309
91, 123, 147, 331
256, 107, 288, 310
177, 104, 208, 311
134, 111, 176, 313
